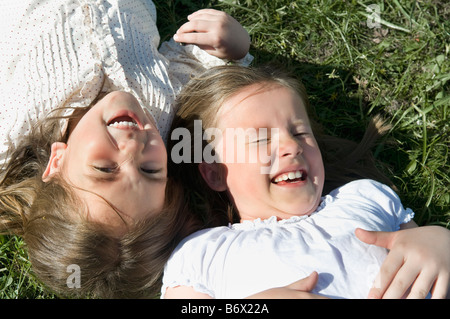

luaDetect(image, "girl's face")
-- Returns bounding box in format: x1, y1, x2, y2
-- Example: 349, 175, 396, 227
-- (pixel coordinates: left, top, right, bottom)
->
43, 91, 167, 234
210, 84, 324, 221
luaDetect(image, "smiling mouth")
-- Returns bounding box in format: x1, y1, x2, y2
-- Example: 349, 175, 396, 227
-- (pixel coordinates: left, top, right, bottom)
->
108, 116, 139, 129
271, 170, 307, 185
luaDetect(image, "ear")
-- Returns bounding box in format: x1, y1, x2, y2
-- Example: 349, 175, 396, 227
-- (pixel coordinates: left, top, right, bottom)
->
42, 142, 67, 182
198, 162, 227, 192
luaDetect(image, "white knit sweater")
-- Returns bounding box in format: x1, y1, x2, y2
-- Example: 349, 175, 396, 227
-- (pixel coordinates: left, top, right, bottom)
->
0, 0, 252, 164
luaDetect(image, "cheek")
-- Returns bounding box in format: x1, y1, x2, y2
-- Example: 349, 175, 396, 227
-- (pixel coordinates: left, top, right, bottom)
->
310, 156, 325, 196
304, 142, 324, 175
225, 162, 267, 198
312, 151, 325, 180
143, 184, 167, 217
84, 140, 114, 160
68, 122, 109, 150
157, 143, 168, 163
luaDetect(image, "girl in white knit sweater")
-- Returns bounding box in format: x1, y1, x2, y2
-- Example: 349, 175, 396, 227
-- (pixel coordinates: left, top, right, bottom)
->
0, 0, 251, 298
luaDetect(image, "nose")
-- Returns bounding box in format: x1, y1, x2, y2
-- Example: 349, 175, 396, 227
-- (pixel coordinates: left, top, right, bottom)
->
278, 134, 302, 158
118, 138, 145, 156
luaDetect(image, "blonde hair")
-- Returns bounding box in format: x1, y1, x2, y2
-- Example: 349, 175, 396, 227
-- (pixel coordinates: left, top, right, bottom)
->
1, 98, 199, 298
169, 65, 393, 223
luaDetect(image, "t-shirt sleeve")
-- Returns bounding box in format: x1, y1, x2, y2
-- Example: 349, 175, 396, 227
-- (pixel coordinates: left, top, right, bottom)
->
160, 227, 224, 299
341, 179, 415, 231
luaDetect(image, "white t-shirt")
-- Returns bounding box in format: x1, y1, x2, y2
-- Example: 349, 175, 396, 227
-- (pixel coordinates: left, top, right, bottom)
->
161, 179, 415, 299
0, 0, 252, 164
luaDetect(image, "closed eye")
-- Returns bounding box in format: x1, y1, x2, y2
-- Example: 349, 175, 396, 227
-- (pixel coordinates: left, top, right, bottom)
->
251, 133, 272, 145
254, 138, 270, 144
89, 165, 163, 182
140, 167, 161, 174
294, 132, 308, 137
93, 165, 118, 174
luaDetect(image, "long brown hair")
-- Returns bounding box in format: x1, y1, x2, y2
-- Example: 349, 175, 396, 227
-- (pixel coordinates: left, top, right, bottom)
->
169, 65, 393, 224
0, 98, 201, 298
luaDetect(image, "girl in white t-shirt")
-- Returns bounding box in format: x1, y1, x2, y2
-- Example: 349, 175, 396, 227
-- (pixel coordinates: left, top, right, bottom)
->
163, 65, 450, 299
0, 0, 251, 298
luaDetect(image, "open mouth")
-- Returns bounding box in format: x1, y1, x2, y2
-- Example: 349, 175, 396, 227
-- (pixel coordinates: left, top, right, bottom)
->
107, 115, 139, 129
271, 170, 307, 185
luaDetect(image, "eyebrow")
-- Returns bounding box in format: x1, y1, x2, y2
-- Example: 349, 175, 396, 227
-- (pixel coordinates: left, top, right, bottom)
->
84, 171, 168, 187
291, 119, 307, 126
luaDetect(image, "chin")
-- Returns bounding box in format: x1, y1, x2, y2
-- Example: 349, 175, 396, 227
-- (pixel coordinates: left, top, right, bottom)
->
289, 202, 320, 217
278, 208, 311, 219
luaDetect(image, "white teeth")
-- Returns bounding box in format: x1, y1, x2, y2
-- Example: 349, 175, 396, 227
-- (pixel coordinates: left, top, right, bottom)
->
108, 121, 139, 129
273, 170, 303, 183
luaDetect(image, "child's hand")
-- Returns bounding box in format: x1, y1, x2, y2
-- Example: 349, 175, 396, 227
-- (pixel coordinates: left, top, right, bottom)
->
173, 9, 250, 60
356, 226, 450, 299
245, 272, 328, 299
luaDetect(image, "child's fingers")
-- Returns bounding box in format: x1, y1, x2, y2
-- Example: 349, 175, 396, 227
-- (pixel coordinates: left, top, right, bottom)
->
174, 20, 226, 57
405, 271, 435, 299
173, 30, 218, 57
176, 19, 213, 36
286, 271, 319, 292
181, 10, 232, 33
174, 31, 216, 50
367, 251, 403, 298
355, 228, 396, 250
430, 272, 449, 299
382, 263, 421, 298
187, 9, 225, 20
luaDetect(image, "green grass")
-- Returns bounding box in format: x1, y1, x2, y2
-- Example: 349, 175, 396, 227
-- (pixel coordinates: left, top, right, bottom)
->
1, 0, 448, 298
0, 236, 54, 298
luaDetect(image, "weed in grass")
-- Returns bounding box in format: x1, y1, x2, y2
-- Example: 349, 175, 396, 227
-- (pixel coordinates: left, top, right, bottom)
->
0, 235, 55, 298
